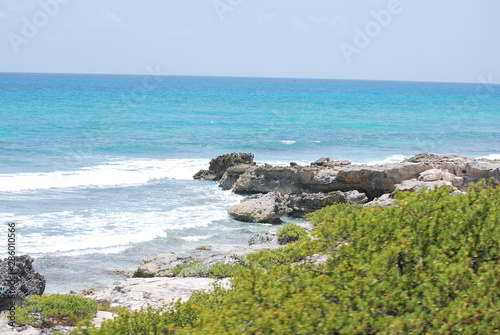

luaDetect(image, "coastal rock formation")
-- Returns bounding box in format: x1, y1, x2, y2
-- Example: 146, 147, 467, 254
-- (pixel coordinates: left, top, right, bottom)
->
286, 190, 368, 217
365, 193, 395, 207
248, 230, 279, 246
211, 153, 499, 198
196, 153, 499, 223
133, 253, 193, 278
407, 153, 500, 187
0, 255, 45, 310
227, 192, 291, 223
90, 277, 230, 310
396, 179, 454, 193
194, 153, 255, 181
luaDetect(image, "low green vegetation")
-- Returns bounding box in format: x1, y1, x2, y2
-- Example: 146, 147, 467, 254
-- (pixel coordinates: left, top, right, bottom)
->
276, 223, 309, 244
75, 181, 499, 334
16, 294, 97, 328
172, 259, 246, 279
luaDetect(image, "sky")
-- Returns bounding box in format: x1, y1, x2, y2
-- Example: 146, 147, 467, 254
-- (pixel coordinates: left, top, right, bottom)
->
0, 0, 499, 83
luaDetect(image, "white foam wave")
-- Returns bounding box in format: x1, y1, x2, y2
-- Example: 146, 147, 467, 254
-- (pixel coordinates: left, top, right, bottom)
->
477, 154, 500, 160
0, 158, 209, 192
179, 235, 212, 242
280, 140, 296, 145
360, 155, 409, 165
0, 186, 242, 256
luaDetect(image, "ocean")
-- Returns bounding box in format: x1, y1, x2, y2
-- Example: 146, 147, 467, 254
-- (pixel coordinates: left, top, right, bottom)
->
1, 72, 499, 293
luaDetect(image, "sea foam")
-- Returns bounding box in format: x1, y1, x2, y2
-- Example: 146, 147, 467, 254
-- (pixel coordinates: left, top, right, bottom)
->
0, 158, 208, 192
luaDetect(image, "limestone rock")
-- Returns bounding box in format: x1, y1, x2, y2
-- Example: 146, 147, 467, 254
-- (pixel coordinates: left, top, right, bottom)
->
227, 162, 428, 198
0, 255, 45, 310
345, 190, 369, 204
200, 254, 240, 266
442, 171, 456, 182
365, 193, 395, 207
396, 179, 453, 193
418, 169, 444, 182
248, 230, 279, 245
219, 163, 257, 190
193, 153, 255, 181
90, 277, 230, 310
227, 192, 291, 223
311, 157, 331, 167
133, 253, 193, 278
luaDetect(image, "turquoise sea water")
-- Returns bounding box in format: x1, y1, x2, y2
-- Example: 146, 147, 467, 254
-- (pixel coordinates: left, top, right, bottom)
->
1, 73, 499, 293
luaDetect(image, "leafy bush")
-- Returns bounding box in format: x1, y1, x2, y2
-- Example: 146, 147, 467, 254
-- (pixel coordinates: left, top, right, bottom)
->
16, 294, 97, 327
194, 183, 499, 334
305, 202, 363, 226
276, 223, 309, 244
175, 262, 211, 277
172, 260, 245, 279
75, 182, 500, 334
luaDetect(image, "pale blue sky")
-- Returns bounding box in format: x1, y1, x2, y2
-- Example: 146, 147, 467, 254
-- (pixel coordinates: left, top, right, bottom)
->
0, 0, 499, 82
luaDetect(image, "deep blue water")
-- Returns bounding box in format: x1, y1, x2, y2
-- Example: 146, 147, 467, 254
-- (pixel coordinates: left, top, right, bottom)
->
1, 73, 499, 293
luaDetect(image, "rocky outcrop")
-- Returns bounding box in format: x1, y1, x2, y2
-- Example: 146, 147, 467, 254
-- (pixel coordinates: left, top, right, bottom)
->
133, 253, 193, 278
194, 153, 255, 181
221, 162, 430, 198
365, 193, 395, 207
90, 277, 230, 310
396, 179, 453, 193
286, 190, 368, 217
196, 153, 499, 223
227, 192, 291, 223
215, 153, 499, 199
406, 153, 500, 187
248, 230, 278, 246
0, 255, 45, 310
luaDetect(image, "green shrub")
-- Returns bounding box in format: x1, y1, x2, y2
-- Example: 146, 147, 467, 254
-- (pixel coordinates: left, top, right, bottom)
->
276, 223, 309, 244
305, 202, 363, 226
193, 183, 500, 334
176, 262, 211, 277
207, 262, 244, 279
172, 260, 245, 279
74, 182, 500, 334
16, 294, 97, 327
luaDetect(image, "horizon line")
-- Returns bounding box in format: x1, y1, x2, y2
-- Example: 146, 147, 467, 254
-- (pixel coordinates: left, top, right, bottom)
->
0, 71, 495, 86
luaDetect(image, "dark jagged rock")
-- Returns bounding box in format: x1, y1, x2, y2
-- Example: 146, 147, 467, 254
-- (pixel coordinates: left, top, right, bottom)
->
286, 190, 368, 217
193, 153, 255, 181
0, 255, 45, 310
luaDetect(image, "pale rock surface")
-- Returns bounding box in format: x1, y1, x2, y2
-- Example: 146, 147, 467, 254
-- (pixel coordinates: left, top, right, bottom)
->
418, 169, 444, 182
133, 253, 193, 278
365, 193, 395, 207
90, 277, 230, 310
396, 179, 453, 193
227, 192, 291, 223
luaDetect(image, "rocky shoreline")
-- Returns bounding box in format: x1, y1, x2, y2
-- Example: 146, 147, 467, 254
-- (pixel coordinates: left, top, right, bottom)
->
90, 152, 499, 310
2, 152, 498, 333
195, 152, 499, 222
